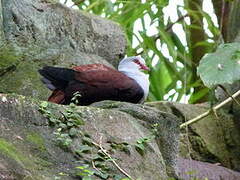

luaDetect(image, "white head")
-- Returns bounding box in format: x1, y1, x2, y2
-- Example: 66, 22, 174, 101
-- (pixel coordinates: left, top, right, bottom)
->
118, 56, 150, 103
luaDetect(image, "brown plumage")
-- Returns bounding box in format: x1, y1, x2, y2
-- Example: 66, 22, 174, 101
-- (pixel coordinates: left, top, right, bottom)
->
38, 57, 149, 105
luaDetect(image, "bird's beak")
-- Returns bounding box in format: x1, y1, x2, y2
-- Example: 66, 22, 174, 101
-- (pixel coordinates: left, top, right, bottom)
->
141, 65, 150, 71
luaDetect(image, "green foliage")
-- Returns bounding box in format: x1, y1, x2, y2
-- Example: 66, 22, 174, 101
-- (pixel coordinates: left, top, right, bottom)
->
0, 44, 21, 75
26, 132, 47, 152
38, 101, 134, 179
39, 101, 84, 148
135, 136, 154, 156
0, 138, 31, 166
76, 164, 94, 178
110, 142, 130, 154
198, 43, 240, 88
134, 123, 158, 156
64, 0, 221, 103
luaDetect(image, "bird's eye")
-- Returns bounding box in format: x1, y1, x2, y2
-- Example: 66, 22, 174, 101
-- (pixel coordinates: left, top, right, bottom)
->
133, 59, 141, 65
133, 59, 150, 71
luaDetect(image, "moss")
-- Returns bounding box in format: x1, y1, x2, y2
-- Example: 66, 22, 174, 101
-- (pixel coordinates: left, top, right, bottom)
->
0, 45, 21, 74
0, 61, 50, 99
34, 157, 52, 168
26, 132, 47, 152
0, 137, 52, 168
0, 138, 34, 167
0, 138, 53, 179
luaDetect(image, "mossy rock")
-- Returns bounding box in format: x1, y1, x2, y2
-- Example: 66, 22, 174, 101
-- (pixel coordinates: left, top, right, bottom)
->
0, 94, 179, 179
0, 61, 50, 100
0, 45, 21, 76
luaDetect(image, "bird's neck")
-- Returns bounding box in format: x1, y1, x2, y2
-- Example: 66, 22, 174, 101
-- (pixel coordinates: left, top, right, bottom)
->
120, 69, 149, 102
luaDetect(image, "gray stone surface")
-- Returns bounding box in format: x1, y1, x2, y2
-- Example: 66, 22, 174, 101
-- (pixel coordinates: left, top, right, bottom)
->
92, 100, 181, 178
1, 0, 126, 66
1, 95, 240, 180
177, 157, 240, 180
0, 94, 175, 180
0, 0, 4, 46
147, 101, 240, 172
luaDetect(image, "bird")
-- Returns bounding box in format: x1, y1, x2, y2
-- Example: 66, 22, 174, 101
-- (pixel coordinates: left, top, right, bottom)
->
38, 56, 150, 105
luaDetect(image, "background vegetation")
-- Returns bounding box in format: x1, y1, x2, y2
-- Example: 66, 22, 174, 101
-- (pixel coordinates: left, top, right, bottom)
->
60, 0, 238, 103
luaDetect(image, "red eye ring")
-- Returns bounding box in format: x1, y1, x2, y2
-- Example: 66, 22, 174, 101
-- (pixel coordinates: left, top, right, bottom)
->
133, 59, 150, 71
133, 59, 141, 65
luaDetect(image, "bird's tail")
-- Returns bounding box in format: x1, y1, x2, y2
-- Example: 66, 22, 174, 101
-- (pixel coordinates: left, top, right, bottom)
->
38, 66, 75, 90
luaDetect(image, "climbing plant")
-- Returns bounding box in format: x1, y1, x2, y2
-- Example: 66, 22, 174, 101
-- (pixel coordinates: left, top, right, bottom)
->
39, 99, 159, 179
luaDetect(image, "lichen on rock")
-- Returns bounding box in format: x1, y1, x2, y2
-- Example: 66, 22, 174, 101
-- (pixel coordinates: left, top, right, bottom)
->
0, 94, 178, 179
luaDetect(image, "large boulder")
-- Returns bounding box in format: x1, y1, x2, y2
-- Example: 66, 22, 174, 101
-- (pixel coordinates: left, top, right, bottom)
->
91, 100, 181, 177
0, 93, 180, 179
148, 101, 240, 171
0, 0, 126, 100
1, 94, 240, 180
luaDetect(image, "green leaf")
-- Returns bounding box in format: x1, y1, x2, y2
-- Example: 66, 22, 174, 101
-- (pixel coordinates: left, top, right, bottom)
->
76, 145, 92, 153
82, 136, 93, 145
83, 169, 94, 174
188, 87, 209, 104
135, 143, 145, 155
149, 60, 172, 100
69, 127, 78, 136
59, 123, 67, 129
197, 43, 240, 87
67, 122, 74, 126
158, 27, 177, 60
94, 171, 109, 179
49, 117, 57, 124
40, 101, 48, 108
75, 118, 85, 126
92, 154, 105, 161
76, 164, 89, 170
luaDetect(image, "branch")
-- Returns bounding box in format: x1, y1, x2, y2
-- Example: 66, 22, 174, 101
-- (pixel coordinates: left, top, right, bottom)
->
92, 161, 102, 174
92, 136, 133, 179
165, 14, 189, 32
180, 89, 240, 129
217, 85, 240, 106
154, 14, 189, 41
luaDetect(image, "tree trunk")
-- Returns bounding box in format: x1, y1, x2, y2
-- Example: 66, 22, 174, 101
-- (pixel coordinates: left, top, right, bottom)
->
185, 0, 208, 103
212, 0, 240, 42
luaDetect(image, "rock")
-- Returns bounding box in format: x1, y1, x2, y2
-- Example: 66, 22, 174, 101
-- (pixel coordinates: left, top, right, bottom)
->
1, 93, 240, 179
0, 94, 76, 180
0, 0, 4, 46
0, 94, 181, 179
147, 101, 240, 171
215, 82, 240, 120
177, 157, 240, 180
1, 0, 126, 66
0, 0, 126, 100
91, 100, 181, 178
